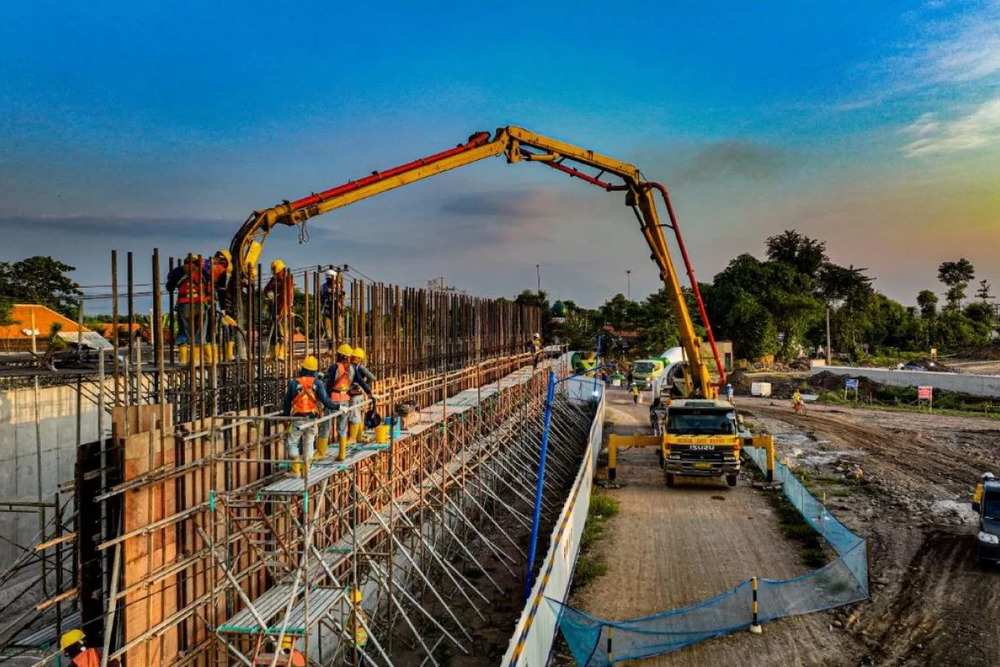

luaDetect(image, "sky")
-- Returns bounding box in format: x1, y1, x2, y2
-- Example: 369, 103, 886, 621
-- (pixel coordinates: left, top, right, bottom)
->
1, 1, 998, 310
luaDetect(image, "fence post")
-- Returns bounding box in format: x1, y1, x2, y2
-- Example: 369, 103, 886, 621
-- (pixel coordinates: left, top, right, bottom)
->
606, 626, 613, 663
750, 577, 762, 634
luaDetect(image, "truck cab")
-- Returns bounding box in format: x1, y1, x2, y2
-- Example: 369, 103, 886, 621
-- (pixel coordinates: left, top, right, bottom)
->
656, 399, 744, 487
973, 473, 1000, 566
631, 359, 665, 390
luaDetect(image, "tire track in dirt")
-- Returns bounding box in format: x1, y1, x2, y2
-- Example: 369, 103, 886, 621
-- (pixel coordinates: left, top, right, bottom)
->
743, 400, 1000, 666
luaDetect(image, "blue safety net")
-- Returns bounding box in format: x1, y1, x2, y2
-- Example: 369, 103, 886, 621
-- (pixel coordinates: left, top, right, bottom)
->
552, 448, 868, 666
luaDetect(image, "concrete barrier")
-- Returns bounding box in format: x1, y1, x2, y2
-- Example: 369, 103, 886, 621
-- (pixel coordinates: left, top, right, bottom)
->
811, 366, 1000, 398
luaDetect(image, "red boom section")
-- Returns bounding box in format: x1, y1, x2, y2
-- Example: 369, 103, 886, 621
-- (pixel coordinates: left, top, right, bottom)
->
286, 131, 494, 212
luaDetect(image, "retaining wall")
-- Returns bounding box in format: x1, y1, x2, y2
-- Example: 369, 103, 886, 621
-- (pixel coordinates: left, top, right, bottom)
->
501, 376, 605, 666
812, 366, 1000, 398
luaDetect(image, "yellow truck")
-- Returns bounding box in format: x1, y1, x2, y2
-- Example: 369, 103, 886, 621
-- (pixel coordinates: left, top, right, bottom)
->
655, 398, 743, 487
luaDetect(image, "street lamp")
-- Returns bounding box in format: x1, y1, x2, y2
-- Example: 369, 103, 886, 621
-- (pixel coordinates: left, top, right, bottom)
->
626, 269, 631, 301
524, 360, 613, 600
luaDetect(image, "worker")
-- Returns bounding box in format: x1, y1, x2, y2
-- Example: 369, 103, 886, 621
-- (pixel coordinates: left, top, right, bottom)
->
631, 383, 640, 404
531, 332, 543, 369
60, 629, 106, 667
263, 259, 295, 362
347, 346, 376, 443
166, 253, 209, 365
252, 636, 305, 666
320, 268, 343, 353
208, 249, 237, 361
725, 383, 734, 402
792, 388, 803, 413
322, 343, 369, 460
281, 355, 341, 476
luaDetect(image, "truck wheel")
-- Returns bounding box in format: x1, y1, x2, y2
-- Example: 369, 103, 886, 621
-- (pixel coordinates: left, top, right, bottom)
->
726, 474, 738, 487
665, 473, 676, 487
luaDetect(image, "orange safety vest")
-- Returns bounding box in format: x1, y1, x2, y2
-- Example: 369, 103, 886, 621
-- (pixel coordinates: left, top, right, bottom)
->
290, 376, 320, 416
71, 648, 101, 667
329, 362, 352, 402
177, 263, 207, 305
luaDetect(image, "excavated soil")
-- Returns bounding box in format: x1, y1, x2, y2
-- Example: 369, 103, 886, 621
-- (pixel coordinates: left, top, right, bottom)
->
742, 397, 1000, 666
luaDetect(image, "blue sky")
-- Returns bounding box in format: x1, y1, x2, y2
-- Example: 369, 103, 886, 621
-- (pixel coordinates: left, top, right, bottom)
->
1, 1, 998, 308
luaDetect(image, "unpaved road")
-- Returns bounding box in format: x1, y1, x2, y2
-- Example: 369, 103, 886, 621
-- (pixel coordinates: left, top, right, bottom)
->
742, 397, 1000, 666
563, 390, 862, 666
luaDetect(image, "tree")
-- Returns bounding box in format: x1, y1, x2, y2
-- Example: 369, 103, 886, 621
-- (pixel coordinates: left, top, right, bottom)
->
937, 258, 975, 311
765, 230, 828, 279
916, 290, 938, 319
976, 279, 993, 303
0, 256, 83, 318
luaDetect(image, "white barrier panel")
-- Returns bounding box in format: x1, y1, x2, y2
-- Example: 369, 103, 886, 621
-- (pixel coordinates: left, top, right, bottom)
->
811, 366, 1000, 398
501, 375, 605, 666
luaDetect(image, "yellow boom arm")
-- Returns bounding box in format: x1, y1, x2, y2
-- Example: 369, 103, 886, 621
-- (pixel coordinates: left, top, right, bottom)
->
228, 126, 722, 396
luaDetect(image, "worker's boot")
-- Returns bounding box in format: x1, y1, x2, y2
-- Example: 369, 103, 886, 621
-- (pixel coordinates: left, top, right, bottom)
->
276, 343, 285, 362
225, 341, 235, 361
349, 422, 362, 443
290, 456, 302, 477
338, 436, 348, 461
192, 344, 201, 365
202, 344, 213, 365
178, 344, 189, 365
315, 437, 329, 459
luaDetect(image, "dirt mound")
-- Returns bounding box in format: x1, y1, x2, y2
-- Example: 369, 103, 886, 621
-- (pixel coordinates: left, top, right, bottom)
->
789, 358, 811, 371
726, 369, 753, 395
807, 371, 879, 395
902, 357, 958, 373
956, 343, 1000, 360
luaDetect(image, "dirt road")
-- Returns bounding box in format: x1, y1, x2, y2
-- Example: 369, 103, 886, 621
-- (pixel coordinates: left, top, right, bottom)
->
565, 390, 862, 666
742, 397, 1000, 666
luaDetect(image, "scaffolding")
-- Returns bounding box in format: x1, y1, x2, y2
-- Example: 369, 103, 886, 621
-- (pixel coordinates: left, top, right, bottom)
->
1, 252, 597, 666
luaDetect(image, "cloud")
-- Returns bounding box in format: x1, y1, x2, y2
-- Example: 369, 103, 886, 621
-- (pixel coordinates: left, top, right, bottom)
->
435, 186, 580, 245
439, 186, 571, 219
673, 140, 789, 184
908, 1, 1000, 86
0, 215, 232, 241
902, 97, 1000, 155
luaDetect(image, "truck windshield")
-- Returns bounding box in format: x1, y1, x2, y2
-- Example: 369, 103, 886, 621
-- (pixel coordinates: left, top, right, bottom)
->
667, 410, 736, 435
984, 495, 1000, 519
634, 362, 656, 374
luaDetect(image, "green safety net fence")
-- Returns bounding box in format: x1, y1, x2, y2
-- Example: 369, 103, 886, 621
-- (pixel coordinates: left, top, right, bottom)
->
551, 447, 868, 666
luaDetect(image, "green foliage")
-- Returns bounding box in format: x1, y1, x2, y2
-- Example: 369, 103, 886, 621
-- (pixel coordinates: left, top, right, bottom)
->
0, 256, 82, 318
938, 258, 975, 311
589, 494, 620, 518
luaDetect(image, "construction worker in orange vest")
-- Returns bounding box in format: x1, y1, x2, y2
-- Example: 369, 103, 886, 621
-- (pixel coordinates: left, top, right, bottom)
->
208, 249, 237, 361
60, 629, 112, 667
281, 355, 341, 476
263, 259, 295, 362
166, 253, 210, 365
347, 346, 376, 443
322, 343, 371, 460
252, 635, 305, 666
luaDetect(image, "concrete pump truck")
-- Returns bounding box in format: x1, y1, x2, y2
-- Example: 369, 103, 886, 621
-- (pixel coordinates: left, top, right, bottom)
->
223, 126, 760, 488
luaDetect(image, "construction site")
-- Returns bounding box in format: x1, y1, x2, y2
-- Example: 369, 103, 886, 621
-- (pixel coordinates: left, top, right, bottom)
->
2, 102, 1000, 667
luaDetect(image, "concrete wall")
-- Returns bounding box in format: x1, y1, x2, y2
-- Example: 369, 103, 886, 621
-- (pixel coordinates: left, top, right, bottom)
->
0, 381, 103, 565
811, 366, 1000, 398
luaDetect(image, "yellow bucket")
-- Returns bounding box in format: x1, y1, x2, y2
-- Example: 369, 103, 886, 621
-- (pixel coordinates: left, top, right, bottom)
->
374, 425, 390, 444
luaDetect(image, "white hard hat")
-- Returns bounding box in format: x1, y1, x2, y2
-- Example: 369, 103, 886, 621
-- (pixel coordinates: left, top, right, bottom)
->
532, 333, 540, 338
326, 269, 337, 278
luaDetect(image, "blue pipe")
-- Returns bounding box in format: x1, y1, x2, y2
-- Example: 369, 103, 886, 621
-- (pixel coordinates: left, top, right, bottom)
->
524, 369, 556, 601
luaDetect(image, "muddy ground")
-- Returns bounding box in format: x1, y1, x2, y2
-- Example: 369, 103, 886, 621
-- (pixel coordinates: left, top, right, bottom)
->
559, 389, 1000, 666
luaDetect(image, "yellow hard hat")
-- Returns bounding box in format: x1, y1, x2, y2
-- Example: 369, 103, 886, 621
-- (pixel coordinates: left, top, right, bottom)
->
271, 259, 285, 274
61, 629, 85, 651
336, 343, 354, 357
215, 250, 233, 276
352, 347, 365, 360
280, 635, 295, 649
350, 588, 363, 604
302, 355, 319, 372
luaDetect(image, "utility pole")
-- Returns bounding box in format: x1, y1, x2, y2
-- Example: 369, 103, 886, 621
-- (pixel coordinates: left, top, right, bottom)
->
826, 303, 832, 366
536, 264, 541, 295
626, 269, 631, 301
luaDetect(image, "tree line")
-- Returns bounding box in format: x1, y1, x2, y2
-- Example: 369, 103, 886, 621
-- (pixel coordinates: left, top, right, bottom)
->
523, 230, 997, 362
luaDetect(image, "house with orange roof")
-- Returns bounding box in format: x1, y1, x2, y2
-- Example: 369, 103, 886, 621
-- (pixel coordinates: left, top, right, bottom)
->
0, 304, 105, 353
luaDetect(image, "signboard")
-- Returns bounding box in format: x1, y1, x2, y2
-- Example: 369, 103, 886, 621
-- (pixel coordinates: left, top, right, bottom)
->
918, 385, 933, 410
845, 379, 859, 390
